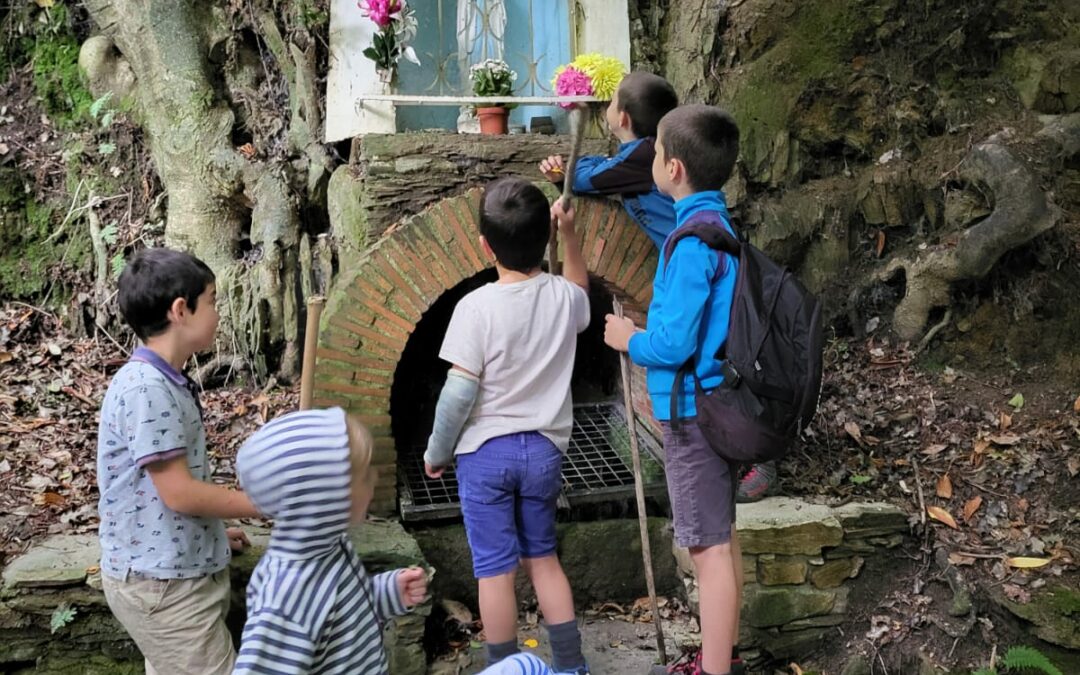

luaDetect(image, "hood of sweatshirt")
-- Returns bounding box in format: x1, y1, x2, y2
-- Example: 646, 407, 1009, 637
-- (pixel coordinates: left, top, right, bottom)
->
236, 407, 352, 559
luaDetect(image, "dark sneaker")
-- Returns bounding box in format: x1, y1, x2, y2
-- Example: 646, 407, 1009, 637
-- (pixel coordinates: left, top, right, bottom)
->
736, 461, 778, 503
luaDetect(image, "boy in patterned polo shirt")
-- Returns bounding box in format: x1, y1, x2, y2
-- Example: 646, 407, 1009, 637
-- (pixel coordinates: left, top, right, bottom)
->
97, 248, 260, 675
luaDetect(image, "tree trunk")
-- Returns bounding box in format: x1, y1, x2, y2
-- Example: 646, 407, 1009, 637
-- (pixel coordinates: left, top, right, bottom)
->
81, 0, 314, 378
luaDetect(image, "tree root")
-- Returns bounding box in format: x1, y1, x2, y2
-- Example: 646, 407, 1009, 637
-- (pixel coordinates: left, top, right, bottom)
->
876, 130, 1062, 340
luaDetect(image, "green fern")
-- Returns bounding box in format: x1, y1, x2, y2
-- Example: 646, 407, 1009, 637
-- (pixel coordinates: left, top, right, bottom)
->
1000, 646, 1062, 675
972, 669, 995, 675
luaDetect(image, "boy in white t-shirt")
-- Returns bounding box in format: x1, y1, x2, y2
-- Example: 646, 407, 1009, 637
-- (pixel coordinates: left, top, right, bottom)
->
424, 178, 590, 674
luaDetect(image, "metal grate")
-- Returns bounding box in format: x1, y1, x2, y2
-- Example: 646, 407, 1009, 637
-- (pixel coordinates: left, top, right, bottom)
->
398, 402, 666, 521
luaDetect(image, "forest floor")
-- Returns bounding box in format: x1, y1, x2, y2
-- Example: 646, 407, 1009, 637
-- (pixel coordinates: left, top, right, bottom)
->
1, 299, 1077, 673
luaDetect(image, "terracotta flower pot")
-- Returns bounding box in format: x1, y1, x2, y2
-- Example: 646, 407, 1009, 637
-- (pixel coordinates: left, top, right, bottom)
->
476, 106, 509, 135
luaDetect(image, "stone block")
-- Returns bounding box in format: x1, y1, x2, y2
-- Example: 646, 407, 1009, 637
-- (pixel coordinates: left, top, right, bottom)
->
750, 625, 831, 659
757, 555, 808, 586
781, 614, 846, 631
833, 501, 909, 538
737, 498, 843, 555
743, 583, 840, 628
809, 556, 864, 589
2, 534, 99, 590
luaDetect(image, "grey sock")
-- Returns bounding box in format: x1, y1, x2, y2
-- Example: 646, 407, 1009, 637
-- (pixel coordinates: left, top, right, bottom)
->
546, 619, 586, 672
486, 639, 519, 665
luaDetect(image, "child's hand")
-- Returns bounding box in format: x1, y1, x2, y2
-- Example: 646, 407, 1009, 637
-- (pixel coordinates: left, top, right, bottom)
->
226, 527, 250, 553
425, 461, 447, 479
550, 201, 576, 237
604, 314, 638, 353
397, 566, 428, 607
539, 155, 565, 182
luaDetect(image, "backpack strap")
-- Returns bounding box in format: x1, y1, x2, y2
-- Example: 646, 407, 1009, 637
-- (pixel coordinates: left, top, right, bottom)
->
666, 212, 741, 427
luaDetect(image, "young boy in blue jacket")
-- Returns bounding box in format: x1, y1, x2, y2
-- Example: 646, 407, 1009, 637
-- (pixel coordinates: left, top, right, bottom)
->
604, 105, 745, 675
539, 72, 678, 248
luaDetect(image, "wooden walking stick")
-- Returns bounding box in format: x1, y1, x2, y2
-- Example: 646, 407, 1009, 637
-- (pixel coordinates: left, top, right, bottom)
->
613, 297, 668, 664
298, 296, 326, 411
549, 105, 586, 276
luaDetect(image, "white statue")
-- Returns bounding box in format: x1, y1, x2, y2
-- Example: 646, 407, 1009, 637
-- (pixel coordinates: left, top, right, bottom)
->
455, 0, 507, 133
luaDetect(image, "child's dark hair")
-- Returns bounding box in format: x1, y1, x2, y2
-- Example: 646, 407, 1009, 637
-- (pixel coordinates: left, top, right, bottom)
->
118, 248, 215, 340
617, 72, 678, 139
479, 178, 550, 273
658, 104, 740, 191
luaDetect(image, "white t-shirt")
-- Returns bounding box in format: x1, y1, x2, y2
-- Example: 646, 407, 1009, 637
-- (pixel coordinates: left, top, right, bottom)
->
439, 273, 590, 456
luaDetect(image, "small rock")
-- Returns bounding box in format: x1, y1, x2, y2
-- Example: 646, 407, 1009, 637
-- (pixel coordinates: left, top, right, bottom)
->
757, 555, 808, 586
809, 557, 863, 589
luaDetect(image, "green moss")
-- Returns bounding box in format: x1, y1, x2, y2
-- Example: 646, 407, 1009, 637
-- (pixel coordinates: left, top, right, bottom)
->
29, 5, 94, 126
727, 1, 869, 180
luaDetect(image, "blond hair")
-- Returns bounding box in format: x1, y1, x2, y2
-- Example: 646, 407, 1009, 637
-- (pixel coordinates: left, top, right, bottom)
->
345, 414, 375, 480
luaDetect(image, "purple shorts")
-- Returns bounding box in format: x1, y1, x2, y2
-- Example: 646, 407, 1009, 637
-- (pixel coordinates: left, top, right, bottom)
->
456, 432, 564, 578
660, 418, 737, 549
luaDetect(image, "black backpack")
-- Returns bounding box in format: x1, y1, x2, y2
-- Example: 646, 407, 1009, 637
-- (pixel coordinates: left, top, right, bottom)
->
664, 212, 824, 464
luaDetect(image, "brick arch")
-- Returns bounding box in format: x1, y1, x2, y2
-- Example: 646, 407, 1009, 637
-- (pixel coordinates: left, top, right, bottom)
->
312, 188, 659, 514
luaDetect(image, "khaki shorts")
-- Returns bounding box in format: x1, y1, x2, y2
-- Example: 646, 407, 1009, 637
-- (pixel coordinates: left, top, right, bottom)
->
102, 569, 235, 675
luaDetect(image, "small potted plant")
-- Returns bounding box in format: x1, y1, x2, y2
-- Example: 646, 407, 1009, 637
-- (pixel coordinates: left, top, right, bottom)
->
469, 59, 517, 135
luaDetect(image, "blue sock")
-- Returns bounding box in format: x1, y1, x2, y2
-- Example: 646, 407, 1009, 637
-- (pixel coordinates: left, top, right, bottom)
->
545, 619, 586, 672
486, 639, 520, 665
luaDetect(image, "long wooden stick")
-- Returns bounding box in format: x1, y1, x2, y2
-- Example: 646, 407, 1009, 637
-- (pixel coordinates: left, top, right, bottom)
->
613, 297, 667, 664
549, 106, 586, 276
298, 296, 326, 411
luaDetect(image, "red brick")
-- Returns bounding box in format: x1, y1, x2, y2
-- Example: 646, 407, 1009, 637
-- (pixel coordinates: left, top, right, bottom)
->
370, 257, 423, 322
317, 346, 395, 371
388, 236, 440, 304
589, 205, 618, 269
403, 227, 455, 292
352, 278, 416, 334
598, 215, 633, 281
375, 243, 427, 312
618, 235, 655, 291
440, 199, 485, 273
577, 201, 604, 271
315, 378, 390, 401
420, 210, 473, 283
329, 314, 402, 350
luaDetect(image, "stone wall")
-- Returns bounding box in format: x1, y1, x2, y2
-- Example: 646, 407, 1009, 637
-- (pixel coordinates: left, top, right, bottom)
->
674, 497, 910, 663
0, 522, 430, 674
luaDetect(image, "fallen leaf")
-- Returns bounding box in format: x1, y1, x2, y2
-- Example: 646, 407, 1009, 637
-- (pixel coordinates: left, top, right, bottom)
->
948, 552, 975, 566
46, 343, 62, 356
1074, 394, 1080, 413
0, 350, 12, 364
922, 443, 948, 456
999, 412, 1012, 430
35, 0, 55, 7
974, 439, 991, 453
85, 565, 100, 575
790, 664, 806, 675
936, 474, 953, 499
1003, 583, 1031, 603
32, 492, 66, 507
963, 496, 983, 522
1068, 456, 1080, 478
439, 599, 473, 626
1006, 557, 1051, 569
989, 433, 1021, 446
928, 506, 959, 529
523, 638, 539, 649
844, 421, 863, 443
1008, 393, 1025, 410
875, 230, 886, 258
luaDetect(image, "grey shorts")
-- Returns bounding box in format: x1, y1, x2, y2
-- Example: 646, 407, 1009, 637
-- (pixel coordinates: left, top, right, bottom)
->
660, 418, 737, 549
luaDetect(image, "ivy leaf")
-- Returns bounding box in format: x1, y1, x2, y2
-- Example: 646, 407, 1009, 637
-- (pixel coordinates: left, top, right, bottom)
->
1008, 393, 1025, 410
849, 474, 872, 485
50, 603, 77, 634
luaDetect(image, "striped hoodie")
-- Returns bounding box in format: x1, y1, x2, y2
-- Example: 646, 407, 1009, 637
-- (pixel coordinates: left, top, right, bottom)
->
233, 408, 409, 675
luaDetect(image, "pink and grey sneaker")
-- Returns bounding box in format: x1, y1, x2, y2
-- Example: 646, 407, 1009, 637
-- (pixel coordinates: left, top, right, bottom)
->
736, 461, 778, 503
648, 649, 746, 675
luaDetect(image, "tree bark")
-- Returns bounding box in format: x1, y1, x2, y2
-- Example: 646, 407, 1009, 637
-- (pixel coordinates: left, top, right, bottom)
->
80, 0, 316, 378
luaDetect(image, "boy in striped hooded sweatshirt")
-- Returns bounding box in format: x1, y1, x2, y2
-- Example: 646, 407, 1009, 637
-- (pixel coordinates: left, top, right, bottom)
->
234, 407, 562, 675
232, 408, 428, 674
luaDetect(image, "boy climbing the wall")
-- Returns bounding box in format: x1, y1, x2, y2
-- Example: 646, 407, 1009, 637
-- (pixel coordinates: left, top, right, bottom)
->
97, 248, 258, 674
424, 178, 591, 674
539, 71, 678, 249
541, 72, 778, 502
604, 105, 746, 675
